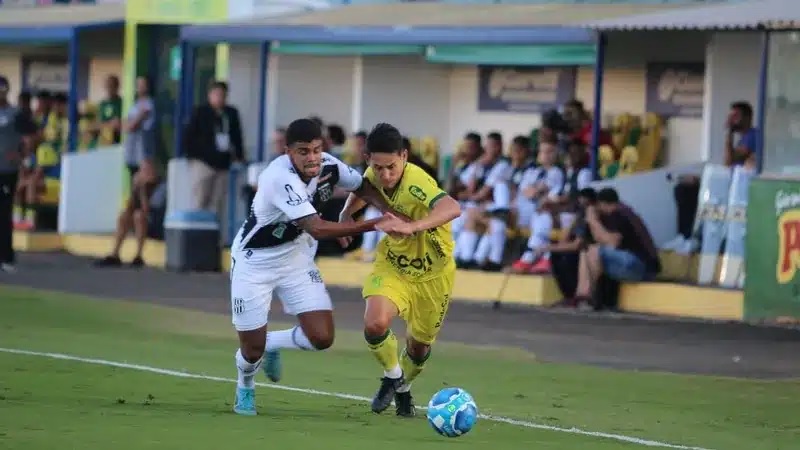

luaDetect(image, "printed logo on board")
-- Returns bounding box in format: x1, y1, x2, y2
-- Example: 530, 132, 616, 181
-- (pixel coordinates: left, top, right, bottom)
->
775, 190, 800, 284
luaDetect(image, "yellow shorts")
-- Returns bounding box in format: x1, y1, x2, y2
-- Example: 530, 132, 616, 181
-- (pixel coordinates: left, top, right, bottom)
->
362, 266, 455, 345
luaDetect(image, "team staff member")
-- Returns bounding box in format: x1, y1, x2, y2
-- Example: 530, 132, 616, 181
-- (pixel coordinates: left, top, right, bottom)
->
0, 76, 36, 272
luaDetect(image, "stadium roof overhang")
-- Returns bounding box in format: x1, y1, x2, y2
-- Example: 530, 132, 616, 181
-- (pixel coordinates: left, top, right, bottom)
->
583, 0, 799, 32
179, 3, 683, 45
0, 3, 124, 43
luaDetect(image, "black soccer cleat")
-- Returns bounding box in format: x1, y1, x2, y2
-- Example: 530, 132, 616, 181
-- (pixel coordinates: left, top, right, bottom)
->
371, 376, 404, 414
394, 390, 416, 418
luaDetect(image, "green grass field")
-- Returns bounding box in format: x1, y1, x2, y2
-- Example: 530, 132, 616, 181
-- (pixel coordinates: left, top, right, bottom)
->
0, 286, 798, 450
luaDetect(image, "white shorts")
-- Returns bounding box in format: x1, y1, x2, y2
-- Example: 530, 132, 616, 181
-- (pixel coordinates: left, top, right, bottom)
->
229, 239, 332, 332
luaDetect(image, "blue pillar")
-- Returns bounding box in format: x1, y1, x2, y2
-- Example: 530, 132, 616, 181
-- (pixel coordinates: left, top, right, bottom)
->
67, 29, 80, 153
589, 32, 606, 180
256, 41, 270, 162
755, 30, 770, 174
175, 40, 196, 158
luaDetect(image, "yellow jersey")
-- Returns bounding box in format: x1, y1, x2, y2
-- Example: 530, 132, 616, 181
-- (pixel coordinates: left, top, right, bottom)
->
364, 163, 455, 282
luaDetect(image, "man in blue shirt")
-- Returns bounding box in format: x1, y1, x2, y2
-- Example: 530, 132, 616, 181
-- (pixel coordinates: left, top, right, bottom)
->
725, 101, 758, 169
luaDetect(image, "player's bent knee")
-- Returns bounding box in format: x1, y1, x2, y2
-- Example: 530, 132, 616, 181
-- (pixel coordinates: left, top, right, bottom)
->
238, 329, 267, 362
364, 317, 391, 340
297, 310, 335, 350
306, 329, 335, 350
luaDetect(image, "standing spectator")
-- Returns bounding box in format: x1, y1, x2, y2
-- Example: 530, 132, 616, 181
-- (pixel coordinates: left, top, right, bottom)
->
96, 74, 122, 146
184, 80, 244, 216
575, 188, 661, 309
0, 76, 36, 272
95, 76, 158, 268
665, 101, 758, 253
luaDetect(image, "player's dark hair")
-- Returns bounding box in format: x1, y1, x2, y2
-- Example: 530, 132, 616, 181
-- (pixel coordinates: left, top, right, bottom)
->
402, 136, 413, 152
366, 123, 404, 154
286, 118, 323, 146
326, 124, 346, 146
464, 132, 481, 146
355, 130, 367, 139
597, 187, 620, 204
487, 131, 503, 148
731, 101, 753, 120
308, 115, 324, 128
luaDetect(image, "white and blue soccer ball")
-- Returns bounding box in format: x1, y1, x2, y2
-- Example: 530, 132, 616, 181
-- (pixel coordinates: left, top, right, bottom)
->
426, 387, 478, 438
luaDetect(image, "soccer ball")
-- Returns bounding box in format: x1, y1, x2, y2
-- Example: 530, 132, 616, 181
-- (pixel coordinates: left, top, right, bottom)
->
426, 387, 478, 437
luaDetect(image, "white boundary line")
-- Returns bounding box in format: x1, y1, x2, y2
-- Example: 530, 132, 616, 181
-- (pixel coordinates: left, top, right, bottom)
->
0, 347, 712, 450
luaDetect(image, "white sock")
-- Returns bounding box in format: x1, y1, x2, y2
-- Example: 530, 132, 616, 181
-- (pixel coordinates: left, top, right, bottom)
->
385, 364, 402, 379
455, 229, 479, 261
473, 234, 491, 265
520, 250, 535, 264
487, 218, 507, 265
530, 212, 553, 260
235, 348, 263, 389
266, 326, 315, 351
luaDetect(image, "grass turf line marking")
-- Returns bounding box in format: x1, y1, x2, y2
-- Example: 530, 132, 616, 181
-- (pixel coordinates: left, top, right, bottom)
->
0, 347, 711, 450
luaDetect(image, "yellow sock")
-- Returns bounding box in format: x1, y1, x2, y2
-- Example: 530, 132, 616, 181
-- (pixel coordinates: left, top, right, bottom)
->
366, 329, 399, 374
400, 347, 430, 387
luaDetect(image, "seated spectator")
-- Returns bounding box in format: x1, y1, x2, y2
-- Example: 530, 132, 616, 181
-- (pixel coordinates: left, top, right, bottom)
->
455, 135, 532, 271
453, 132, 512, 268
447, 132, 483, 239
664, 101, 758, 254
539, 188, 597, 304
509, 141, 566, 274
542, 140, 592, 230
15, 92, 68, 230
575, 188, 661, 308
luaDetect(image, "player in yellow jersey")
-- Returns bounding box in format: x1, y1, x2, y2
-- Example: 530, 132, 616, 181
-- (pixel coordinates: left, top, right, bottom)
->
339, 123, 462, 417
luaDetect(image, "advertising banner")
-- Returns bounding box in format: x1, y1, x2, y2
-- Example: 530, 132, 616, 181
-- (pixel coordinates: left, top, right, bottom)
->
477, 66, 576, 114
645, 62, 704, 118
744, 177, 800, 321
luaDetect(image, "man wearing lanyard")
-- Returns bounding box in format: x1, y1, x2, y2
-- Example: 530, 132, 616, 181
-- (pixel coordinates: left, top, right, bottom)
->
0, 76, 36, 272
184, 80, 245, 216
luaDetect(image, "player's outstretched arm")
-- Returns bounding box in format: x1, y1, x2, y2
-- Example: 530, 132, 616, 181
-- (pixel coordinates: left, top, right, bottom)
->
378, 195, 461, 237
295, 213, 384, 240
352, 180, 393, 214
339, 192, 369, 221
